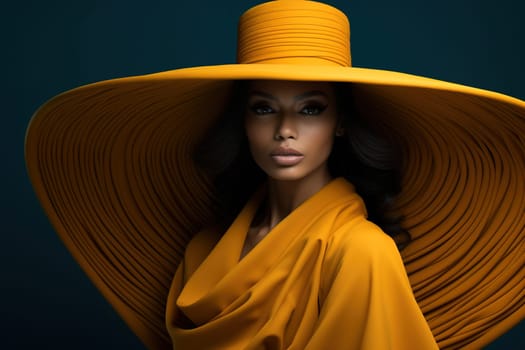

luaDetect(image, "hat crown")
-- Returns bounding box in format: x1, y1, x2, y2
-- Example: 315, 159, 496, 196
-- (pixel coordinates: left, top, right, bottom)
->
237, 0, 351, 66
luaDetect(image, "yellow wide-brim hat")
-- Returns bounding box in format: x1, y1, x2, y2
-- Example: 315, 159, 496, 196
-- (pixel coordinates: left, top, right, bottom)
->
25, 1, 524, 349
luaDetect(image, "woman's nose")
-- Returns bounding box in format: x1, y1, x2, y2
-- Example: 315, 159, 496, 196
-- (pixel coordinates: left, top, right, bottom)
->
274, 114, 297, 140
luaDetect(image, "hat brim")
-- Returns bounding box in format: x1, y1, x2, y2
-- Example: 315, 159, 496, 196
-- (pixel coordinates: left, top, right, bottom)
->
25, 64, 525, 349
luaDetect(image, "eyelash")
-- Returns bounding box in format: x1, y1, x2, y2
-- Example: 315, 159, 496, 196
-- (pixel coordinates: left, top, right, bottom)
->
250, 104, 274, 115
249, 103, 328, 116
300, 103, 327, 116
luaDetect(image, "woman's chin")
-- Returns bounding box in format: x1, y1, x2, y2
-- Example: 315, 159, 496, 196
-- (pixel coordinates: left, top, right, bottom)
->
264, 167, 330, 185
265, 168, 307, 182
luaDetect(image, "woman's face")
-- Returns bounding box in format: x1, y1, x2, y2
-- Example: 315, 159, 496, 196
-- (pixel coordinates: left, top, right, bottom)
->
244, 80, 339, 183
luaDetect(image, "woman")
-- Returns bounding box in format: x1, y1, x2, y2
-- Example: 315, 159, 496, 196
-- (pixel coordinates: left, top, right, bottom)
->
165, 79, 438, 348
25, 0, 524, 349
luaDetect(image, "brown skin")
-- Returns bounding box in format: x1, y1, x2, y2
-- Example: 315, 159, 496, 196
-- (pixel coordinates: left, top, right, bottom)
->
241, 80, 341, 257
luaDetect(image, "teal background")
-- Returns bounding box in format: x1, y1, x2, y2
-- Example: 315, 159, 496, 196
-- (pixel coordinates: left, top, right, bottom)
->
3, 0, 523, 348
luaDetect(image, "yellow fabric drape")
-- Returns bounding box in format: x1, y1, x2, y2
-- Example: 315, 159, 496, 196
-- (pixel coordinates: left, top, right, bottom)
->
166, 178, 438, 349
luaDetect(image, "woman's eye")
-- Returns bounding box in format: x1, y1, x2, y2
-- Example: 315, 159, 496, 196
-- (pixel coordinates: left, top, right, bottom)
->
300, 104, 327, 116
250, 104, 275, 115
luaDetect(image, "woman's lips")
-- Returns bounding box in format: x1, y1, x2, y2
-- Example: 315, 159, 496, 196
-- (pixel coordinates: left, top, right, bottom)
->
270, 147, 304, 166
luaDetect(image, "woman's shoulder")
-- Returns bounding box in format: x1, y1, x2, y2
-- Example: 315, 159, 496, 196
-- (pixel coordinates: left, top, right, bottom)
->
326, 218, 400, 263
319, 218, 408, 302
187, 226, 222, 250
183, 226, 223, 273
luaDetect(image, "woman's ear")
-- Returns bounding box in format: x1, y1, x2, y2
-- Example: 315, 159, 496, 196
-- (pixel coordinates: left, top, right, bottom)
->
335, 125, 345, 137
335, 112, 347, 137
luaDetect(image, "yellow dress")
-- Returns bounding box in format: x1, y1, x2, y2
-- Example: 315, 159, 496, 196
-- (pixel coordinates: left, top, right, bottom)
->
166, 178, 438, 349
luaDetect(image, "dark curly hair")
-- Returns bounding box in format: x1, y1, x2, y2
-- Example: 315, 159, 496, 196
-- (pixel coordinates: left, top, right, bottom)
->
195, 80, 410, 249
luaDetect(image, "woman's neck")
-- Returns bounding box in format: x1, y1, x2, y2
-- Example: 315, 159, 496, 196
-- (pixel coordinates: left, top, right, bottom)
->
265, 170, 333, 229
241, 169, 333, 259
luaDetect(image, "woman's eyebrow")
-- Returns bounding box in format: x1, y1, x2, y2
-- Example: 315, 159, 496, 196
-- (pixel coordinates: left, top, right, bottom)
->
295, 90, 328, 101
248, 91, 276, 101
248, 90, 328, 101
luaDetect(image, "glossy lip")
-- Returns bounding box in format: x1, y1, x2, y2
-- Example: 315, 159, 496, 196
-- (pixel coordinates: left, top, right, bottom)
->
270, 147, 304, 166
